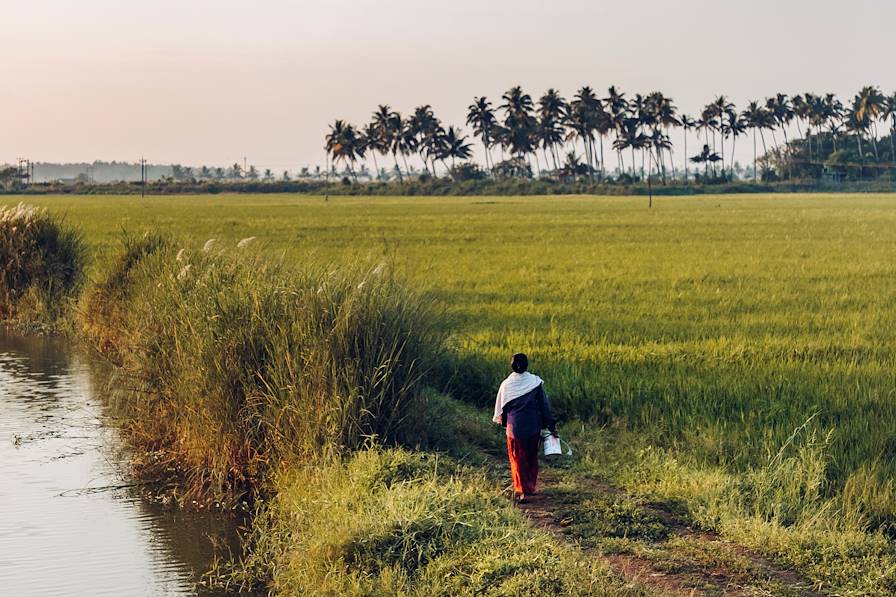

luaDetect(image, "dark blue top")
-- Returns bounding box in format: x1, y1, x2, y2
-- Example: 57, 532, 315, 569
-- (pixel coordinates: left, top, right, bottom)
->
501, 383, 557, 440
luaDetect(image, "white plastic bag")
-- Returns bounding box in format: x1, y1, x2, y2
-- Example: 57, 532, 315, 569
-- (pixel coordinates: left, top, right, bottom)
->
541, 430, 572, 456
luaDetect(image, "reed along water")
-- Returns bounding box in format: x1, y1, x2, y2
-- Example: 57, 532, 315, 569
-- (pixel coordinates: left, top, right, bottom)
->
0, 331, 242, 596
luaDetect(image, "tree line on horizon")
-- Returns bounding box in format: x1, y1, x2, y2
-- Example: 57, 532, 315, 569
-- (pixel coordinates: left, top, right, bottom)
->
325, 85, 896, 184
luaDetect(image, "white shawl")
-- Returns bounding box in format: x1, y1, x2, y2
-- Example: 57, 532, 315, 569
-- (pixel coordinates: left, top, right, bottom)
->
493, 372, 543, 424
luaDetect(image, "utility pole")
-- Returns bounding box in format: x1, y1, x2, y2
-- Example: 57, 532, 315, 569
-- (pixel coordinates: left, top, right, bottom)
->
140, 157, 146, 198
648, 175, 653, 209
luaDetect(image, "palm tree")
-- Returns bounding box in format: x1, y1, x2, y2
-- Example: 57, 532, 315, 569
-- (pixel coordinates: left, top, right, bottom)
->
571, 87, 603, 173
696, 113, 716, 173
500, 86, 538, 166
690, 144, 721, 178
723, 111, 747, 174
855, 86, 886, 160
566, 88, 600, 177
538, 89, 567, 172
846, 98, 870, 160
466, 97, 498, 170
360, 122, 386, 180
373, 106, 405, 182
767, 94, 794, 146
707, 96, 734, 173
613, 118, 647, 178
822, 93, 844, 153
409, 105, 441, 175
791, 94, 809, 140
679, 114, 696, 182
741, 102, 769, 181
439, 126, 473, 175
324, 119, 362, 180
648, 129, 672, 183
425, 124, 448, 175
605, 86, 628, 175
636, 92, 678, 181
883, 92, 896, 162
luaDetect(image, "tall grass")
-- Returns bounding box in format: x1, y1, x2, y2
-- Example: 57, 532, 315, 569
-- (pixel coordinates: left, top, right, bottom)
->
225, 448, 637, 596
0, 203, 85, 325
568, 424, 896, 593
79, 232, 169, 360
88, 237, 445, 499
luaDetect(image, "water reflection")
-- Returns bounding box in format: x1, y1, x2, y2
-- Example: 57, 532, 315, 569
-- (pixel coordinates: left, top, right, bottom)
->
0, 331, 244, 596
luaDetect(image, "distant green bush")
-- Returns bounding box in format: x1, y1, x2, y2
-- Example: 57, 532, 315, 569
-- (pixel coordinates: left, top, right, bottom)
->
12, 176, 895, 197
0, 203, 85, 326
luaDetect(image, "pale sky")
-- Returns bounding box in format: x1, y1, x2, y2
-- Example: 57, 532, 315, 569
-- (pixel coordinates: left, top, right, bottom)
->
3, 0, 894, 171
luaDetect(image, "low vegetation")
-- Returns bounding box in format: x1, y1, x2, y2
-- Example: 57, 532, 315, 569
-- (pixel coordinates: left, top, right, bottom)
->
0, 203, 85, 327
564, 424, 896, 594
225, 448, 638, 596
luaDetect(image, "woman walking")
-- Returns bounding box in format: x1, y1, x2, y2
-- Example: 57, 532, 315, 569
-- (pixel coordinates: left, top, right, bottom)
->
493, 353, 557, 502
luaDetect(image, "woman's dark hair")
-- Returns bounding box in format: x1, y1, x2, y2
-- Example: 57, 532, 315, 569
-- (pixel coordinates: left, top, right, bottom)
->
511, 353, 528, 373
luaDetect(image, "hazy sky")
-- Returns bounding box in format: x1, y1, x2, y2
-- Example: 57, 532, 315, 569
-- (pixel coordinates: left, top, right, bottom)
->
3, 0, 895, 170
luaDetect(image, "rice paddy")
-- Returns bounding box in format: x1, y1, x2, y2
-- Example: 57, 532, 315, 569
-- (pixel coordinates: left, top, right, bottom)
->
9, 191, 896, 592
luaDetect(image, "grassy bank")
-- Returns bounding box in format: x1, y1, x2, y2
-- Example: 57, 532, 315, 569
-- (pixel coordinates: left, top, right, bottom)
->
80, 236, 444, 500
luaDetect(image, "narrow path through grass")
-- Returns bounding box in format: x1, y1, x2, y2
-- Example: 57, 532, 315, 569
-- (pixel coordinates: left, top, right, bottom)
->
503, 459, 825, 595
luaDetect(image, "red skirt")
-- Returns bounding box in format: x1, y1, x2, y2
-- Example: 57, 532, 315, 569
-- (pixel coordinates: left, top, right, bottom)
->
507, 434, 539, 495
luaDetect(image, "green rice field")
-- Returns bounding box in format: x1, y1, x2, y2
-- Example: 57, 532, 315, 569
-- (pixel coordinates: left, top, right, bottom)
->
21, 192, 896, 529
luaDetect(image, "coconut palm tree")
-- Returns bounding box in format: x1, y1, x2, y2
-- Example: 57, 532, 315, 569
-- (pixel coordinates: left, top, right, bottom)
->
605, 86, 628, 174
639, 92, 678, 180
373, 106, 405, 182
696, 113, 716, 174
707, 96, 734, 173
360, 122, 386, 180
690, 144, 721, 178
567, 87, 601, 176
722, 111, 747, 174
409, 105, 442, 175
854, 86, 886, 160
883, 92, 896, 162
846, 97, 870, 160
538, 89, 567, 171
741, 102, 770, 181
500, 86, 538, 165
791, 94, 809, 140
325, 119, 362, 180
679, 114, 696, 182
439, 126, 473, 175
648, 129, 672, 183
822, 94, 844, 153
466, 97, 498, 170
575, 87, 603, 173
767, 94, 794, 146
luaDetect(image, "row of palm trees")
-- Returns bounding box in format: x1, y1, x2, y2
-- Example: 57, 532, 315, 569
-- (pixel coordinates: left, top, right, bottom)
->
326, 107, 472, 182
326, 85, 896, 183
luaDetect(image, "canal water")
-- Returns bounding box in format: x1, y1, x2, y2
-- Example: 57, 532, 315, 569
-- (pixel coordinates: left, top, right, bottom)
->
0, 331, 244, 596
